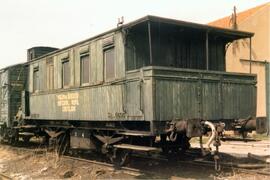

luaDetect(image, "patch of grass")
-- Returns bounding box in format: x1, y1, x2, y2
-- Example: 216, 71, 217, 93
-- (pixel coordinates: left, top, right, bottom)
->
190, 136, 209, 144
251, 133, 270, 141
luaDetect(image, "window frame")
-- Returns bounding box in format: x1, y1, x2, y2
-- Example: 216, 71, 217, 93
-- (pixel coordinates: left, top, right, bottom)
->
80, 53, 90, 86
103, 45, 115, 81
46, 59, 54, 90
33, 66, 39, 93
30, 52, 34, 60
62, 59, 70, 89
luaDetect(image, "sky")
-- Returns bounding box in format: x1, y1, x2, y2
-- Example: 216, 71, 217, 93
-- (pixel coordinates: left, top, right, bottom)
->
0, 0, 269, 69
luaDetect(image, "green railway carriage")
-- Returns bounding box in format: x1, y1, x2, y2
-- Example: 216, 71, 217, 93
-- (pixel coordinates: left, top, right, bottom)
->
0, 16, 261, 164
26, 16, 256, 132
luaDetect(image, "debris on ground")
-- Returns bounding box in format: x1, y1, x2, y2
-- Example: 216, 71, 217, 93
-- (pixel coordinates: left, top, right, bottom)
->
0, 140, 269, 179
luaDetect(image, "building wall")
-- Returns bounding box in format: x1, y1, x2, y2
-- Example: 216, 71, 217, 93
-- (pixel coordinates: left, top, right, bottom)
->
226, 5, 270, 117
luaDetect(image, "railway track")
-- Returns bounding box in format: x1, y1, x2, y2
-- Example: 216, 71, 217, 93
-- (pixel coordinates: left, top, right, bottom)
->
178, 159, 270, 176
223, 142, 270, 147
0, 144, 149, 177
0, 143, 269, 178
62, 155, 146, 177
0, 172, 12, 180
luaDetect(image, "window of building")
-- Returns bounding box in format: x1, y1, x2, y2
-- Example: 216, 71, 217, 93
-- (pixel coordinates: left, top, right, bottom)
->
80, 54, 90, 85
104, 47, 115, 80
33, 67, 39, 92
62, 59, 70, 88
47, 61, 54, 90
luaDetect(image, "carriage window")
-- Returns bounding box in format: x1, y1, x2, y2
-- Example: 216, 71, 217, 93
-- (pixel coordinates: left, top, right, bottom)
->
33, 67, 39, 92
104, 47, 115, 80
30, 52, 34, 60
80, 54, 90, 85
47, 61, 54, 90
62, 59, 70, 88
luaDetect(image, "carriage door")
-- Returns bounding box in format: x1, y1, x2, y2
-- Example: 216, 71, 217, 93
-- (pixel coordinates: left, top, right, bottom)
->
0, 70, 9, 127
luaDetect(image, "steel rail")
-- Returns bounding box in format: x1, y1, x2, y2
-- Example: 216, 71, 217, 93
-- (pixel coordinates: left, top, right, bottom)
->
177, 159, 270, 176
62, 155, 150, 177
0, 172, 12, 180
222, 142, 270, 147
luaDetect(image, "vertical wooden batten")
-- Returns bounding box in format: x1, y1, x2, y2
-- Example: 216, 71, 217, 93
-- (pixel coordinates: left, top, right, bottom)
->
206, 31, 209, 70
249, 37, 252, 73
148, 21, 153, 65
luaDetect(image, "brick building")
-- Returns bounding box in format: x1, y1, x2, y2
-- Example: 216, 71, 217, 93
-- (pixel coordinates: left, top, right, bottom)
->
209, 3, 270, 118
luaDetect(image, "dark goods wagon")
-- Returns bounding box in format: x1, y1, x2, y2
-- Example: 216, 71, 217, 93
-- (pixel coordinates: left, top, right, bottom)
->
0, 63, 28, 143
0, 16, 262, 166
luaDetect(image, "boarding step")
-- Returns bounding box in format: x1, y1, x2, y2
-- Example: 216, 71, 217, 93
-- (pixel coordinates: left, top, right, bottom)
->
117, 131, 152, 136
14, 125, 37, 129
113, 144, 161, 152
18, 132, 35, 136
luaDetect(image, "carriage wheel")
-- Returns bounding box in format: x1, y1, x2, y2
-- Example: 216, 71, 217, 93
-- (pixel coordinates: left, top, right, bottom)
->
8, 129, 19, 145
241, 131, 248, 139
110, 148, 131, 168
57, 133, 70, 155
22, 136, 31, 143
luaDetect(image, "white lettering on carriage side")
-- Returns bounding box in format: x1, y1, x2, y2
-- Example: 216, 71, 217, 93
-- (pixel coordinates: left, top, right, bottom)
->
57, 92, 79, 112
